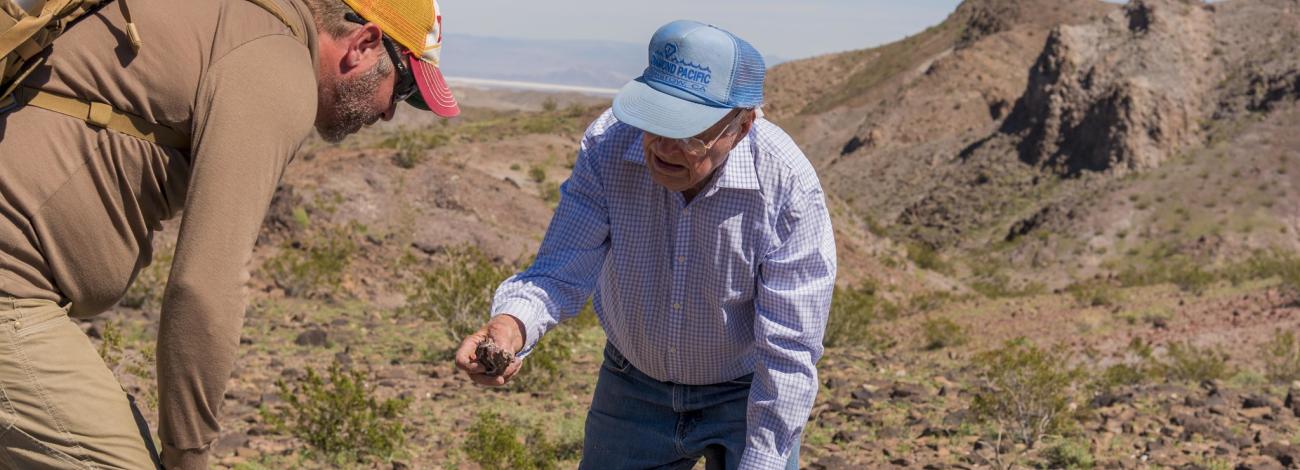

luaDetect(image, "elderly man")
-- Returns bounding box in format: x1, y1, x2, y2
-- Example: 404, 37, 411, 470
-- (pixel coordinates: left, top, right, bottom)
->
456, 20, 836, 470
0, 0, 457, 467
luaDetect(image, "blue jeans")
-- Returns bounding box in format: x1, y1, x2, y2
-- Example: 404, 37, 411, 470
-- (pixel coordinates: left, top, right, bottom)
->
580, 343, 800, 470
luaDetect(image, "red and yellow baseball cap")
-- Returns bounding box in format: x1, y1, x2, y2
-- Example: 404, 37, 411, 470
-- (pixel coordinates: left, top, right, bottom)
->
342, 0, 460, 117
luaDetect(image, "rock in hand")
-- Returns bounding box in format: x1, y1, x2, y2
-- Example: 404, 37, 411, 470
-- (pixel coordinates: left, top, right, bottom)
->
475, 338, 514, 377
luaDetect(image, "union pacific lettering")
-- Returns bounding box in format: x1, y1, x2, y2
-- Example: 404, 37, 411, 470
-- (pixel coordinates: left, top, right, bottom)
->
650, 55, 678, 75
677, 66, 710, 84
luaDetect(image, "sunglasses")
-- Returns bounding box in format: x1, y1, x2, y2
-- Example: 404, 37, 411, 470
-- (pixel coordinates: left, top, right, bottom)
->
648, 110, 749, 158
343, 12, 419, 107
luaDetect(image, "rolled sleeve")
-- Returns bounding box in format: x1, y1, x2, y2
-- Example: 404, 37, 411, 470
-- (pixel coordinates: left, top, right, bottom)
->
742, 183, 836, 469
490, 135, 611, 355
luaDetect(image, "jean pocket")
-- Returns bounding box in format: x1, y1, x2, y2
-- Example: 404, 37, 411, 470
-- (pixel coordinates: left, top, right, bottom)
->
602, 343, 632, 373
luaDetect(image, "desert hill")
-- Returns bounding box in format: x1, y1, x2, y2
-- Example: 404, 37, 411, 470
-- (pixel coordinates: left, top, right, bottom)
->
769, 0, 1300, 292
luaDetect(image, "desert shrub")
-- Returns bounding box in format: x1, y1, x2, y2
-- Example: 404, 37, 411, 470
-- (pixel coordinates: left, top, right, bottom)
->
906, 243, 947, 273
825, 282, 897, 349
97, 320, 126, 370
263, 222, 362, 299
404, 246, 515, 344
920, 317, 966, 350
1089, 339, 1156, 394
1262, 329, 1300, 383
968, 262, 1045, 299
971, 338, 1082, 446
379, 129, 449, 169
1157, 341, 1232, 383
512, 325, 579, 391
463, 411, 581, 470
265, 363, 408, 462
528, 164, 548, 184
1041, 437, 1095, 469
1116, 258, 1215, 294
1093, 364, 1146, 394
120, 246, 173, 310
907, 290, 963, 313
539, 181, 562, 206
1064, 280, 1123, 308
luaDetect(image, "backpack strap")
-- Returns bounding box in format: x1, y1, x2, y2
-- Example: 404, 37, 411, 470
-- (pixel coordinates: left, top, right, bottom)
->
11, 86, 189, 149
0, 0, 306, 149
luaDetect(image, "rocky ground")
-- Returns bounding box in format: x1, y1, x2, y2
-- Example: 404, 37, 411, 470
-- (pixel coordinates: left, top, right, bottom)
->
80, 88, 1300, 468
73, 0, 1300, 468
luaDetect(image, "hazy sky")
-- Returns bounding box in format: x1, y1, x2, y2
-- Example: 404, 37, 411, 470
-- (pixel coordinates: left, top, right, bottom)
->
442, 0, 966, 60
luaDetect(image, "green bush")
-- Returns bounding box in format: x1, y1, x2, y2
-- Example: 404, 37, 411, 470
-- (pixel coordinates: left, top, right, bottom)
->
1262, 329, 1300, 383
1064, 280, 1123, 308
1157, 341, 1232, 383
264, 363, 408, 462
920, 317, 966, 350
528, 164, 548, 184
824, 282, 897, 349
97, 320, 126, 370
404, 246, 515, 344
512, 325, 579, 392
539, 181, 562, 206
120, 246, 173, 310
379, 129, 449, 169
263, 222, 361, 298
906, 243, 947, 273
971, 338, 1082, 446
967, 262, 1045, 299
1089, 338, 1157, 394
1116, 256, 1219, 294
1041, 438, 1095, 469
463, 411, 581, 470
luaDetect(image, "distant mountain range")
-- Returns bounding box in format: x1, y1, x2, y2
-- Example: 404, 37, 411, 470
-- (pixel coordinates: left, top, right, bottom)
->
440, 34, 786, 89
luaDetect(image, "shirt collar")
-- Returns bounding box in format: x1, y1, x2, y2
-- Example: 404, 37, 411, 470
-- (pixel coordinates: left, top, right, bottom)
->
713, 131, 760, 191
621, 129, 761, 192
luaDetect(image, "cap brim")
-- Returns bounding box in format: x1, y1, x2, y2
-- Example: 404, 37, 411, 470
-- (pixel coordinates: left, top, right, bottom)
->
409, 56, 460, 118
612, 79, 730, 139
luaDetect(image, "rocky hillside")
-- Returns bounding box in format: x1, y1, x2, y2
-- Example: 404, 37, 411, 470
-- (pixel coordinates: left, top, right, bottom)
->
768, 0, 1300, 291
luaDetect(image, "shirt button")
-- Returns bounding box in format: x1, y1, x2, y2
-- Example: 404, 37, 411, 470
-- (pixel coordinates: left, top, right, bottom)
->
676, 256, 685, 263
669, 347, 677, 354
672, 303, 682, 311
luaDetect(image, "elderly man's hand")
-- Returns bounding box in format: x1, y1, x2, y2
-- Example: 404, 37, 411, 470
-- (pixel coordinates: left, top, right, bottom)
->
454, 314, 526, 386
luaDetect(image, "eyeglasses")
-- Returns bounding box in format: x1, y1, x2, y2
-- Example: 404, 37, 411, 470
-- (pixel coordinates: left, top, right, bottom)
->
648, 111, 748, 158
343, 12, 419, 107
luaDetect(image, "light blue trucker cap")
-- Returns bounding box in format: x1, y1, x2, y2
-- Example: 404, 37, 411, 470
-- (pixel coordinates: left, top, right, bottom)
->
613, 20, 766, 139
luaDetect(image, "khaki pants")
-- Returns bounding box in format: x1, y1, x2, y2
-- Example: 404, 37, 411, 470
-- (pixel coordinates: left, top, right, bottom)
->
0, 297, 160, 469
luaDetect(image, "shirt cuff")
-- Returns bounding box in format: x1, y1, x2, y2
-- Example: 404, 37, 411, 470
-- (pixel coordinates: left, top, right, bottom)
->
738, 446, 791, 470
491, 298, 547, 356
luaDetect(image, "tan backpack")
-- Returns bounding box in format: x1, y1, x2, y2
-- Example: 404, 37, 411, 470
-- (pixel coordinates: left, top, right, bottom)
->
0, 0, 303, 149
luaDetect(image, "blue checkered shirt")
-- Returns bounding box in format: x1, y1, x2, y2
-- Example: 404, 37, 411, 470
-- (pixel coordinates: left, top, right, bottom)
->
492, 109, 836, 468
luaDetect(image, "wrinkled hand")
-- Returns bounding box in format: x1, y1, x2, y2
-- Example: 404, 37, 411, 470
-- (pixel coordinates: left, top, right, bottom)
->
454, 314, 526, 386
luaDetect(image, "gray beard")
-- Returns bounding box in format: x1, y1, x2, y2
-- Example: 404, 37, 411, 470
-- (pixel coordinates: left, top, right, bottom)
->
317, 59, 391, 143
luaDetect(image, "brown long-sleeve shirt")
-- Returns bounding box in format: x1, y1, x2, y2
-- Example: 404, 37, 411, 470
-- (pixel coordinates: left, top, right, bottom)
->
0, 0, 319, 467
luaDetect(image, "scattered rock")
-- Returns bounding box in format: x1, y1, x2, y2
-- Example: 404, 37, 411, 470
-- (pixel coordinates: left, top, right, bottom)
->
1242, 394, 1273, 409
1261, 442, 1299, 467
213, 433, 251, 454
1235, 455, 1284, 470
294, 329, 328, 347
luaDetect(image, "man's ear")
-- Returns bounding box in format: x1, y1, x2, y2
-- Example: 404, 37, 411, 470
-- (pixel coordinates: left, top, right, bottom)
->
342, 23, 386, 71
737, 108, 758, 136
